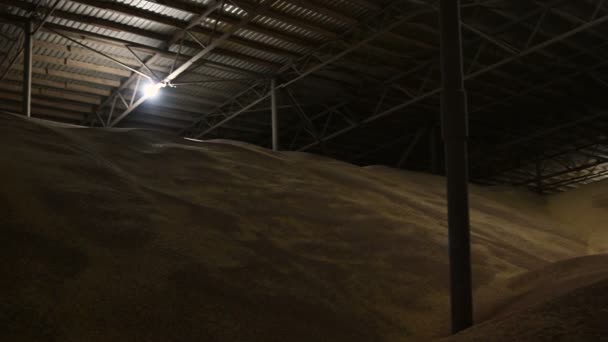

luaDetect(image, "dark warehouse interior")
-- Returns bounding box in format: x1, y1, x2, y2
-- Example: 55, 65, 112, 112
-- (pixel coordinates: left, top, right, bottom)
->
1, 0, 608, 341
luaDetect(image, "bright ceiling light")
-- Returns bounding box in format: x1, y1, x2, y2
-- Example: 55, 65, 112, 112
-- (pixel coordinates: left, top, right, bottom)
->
142, 82, 162, 98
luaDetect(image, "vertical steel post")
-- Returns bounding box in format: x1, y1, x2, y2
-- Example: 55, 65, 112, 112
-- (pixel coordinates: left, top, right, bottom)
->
271, 78, 279, 151
439, 0, 473, 334
22, 20, 33, 117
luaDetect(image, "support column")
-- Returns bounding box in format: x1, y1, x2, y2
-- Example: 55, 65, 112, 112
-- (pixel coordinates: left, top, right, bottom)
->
271, 78, 279, 151
439, 0, 473, 334
23, 20, 33, 117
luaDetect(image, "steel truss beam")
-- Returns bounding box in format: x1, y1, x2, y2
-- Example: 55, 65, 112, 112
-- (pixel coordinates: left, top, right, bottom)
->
479, 130, 608, 190
0, 0, 62, 82
0, 13, 249, 125
62, 0, 425, 78
471, 108, 608, 182
292, 6, 608, 151
544, 167, 608, 191
515, 156, 608, 187
94, 0, 273, 128
396, 127, 426, 168
288, 0, 565, 144
38, 0, 305, 60
185, 2, 435, 139
251, 2, 573, 152
487, 139, 608, 187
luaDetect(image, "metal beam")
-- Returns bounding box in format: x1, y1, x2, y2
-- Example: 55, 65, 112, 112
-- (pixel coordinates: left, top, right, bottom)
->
40, 25, 265, 78
544, 168, 608, 191
396, 127, 425, 168
477, 135, 608, 184
272, 3, 571, 151
46, 28, 152, 80
0, 0, 62, 83
471, 109, 608, 174
296, 10, 608, 151
160, 1, 303, 57
150, 0, 312, 47
188, 4, 434, 138
3, 1, 285, 72
106, 1, 269, 128
514, 158, 608, 187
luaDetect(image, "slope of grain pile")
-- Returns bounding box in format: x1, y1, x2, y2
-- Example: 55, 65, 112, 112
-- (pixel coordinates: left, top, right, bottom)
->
547, 179, 608, 253
0, 113, 599, 341
439, 179, 608, 341
442, 254, 608, 341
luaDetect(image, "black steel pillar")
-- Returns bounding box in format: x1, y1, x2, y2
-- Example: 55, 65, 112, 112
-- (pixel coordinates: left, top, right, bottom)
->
22, 20, 33, 117
271, 78, 279, 151
439, 0, 473, 334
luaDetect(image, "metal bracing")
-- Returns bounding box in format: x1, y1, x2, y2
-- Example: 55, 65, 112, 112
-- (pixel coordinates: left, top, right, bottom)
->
0, 0, 62, 83
0, 16, 178, 124
471, 109, 608, 180
2, 0, 608, 190
515, 156, 608, 188
98, 0, 271, 128
242, 2, 608, 191
130, 0, 345, 46
46, 28, 155, 82
68, 32, 255, 123
1, 1, 309, 126
544, 165, 608, 191
37, 21, 271, 78
0, 1, 63, 118
293, 6, 608, 152
0, 1, 491, 131
54, 0, 428, 82
396, 127, 425, 168
352, 135, 410, 164
185, 0, 541, 141
284, 87, 322, 143
469, 55, 608, 115
475, 124, 608, 191
286, 101, 351, 150
22, 0, 302, 62
184, 2, 435, 139
486, 5, 608, 69
489, 112, 607, 157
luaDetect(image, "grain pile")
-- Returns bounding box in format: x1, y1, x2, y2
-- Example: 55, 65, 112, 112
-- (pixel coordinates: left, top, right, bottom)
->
442, 254, 608, 341
547, 179, 608, 253
1, 113, 605, 341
